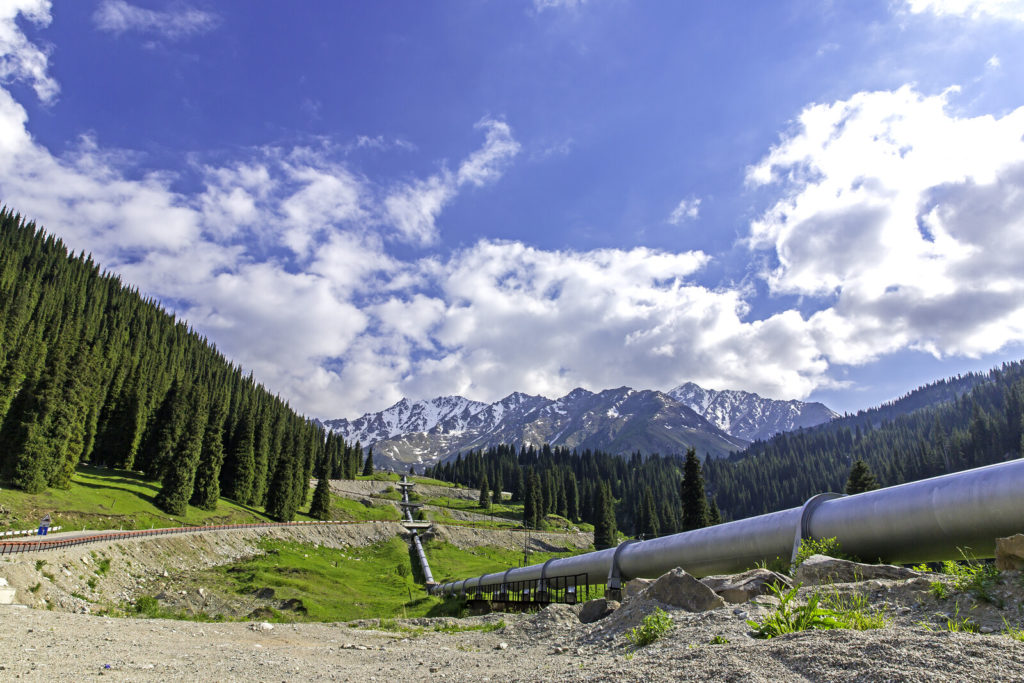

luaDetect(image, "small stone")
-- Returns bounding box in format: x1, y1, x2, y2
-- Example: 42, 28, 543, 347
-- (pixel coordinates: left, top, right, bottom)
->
258, 622, 273, 632
355, 645, 368, 650
980, 626, 995, 634
496, 642, 508, 650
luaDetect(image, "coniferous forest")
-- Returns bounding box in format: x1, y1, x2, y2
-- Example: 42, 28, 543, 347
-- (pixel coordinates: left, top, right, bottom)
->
0, 209, 364, 520
429, 361, 1024, 536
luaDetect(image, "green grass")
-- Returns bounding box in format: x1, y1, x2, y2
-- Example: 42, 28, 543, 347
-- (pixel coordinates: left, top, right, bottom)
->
202, 537, 447, 622
938, 551, 1002, 605
0, 464, 409, 532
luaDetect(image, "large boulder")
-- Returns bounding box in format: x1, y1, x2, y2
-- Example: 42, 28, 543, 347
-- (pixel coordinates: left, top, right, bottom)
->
996, 534, 1024, 571
701, 568, 793, 603
577, 598, 619, 624
642, 568, 726, 612
794, 554, 925, 585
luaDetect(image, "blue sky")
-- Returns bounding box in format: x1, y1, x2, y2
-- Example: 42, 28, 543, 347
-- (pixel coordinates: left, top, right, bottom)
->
2, 0, 1024, 419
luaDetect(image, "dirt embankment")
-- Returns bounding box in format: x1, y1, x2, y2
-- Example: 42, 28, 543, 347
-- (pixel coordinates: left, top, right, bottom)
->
0, 522, 406, 614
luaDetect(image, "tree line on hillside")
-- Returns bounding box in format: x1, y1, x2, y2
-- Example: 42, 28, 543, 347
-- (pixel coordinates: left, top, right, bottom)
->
0, 209, 371, 521
703, 361, 1024, 519
427, 361, 1023, 539
426, 444, 721, 548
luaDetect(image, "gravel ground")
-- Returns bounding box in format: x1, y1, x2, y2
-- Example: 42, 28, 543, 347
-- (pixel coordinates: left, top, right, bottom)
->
2, 592, 1024, 682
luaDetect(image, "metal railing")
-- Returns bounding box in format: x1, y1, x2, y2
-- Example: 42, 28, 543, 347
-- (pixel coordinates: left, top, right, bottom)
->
0, 519, 373, 556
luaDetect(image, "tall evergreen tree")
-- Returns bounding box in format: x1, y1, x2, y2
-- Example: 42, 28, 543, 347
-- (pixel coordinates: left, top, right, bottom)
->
191, 396, 227, 511
361, 447, 374, 476
680, 447, 709, 531
224, 402, 256, 503
593, 482, 618, 550
478, 473, 491, 509
309, 460, 332, 520
845, 459, 880, 495
639, 486, 660, 538
155, 386, 208, 516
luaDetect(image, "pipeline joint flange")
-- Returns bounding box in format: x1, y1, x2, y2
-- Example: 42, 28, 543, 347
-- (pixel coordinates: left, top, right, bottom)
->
791, 492, 846, 564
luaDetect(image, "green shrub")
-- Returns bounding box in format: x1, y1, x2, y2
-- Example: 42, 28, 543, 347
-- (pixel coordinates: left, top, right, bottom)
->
791, 537, 850, 571
133, 595, 161, 618
626, 607, 673, 647
29, 582, 41, 593
940, 551, 1001, 605
96, 558, 111, 575
709, 635, 729, 645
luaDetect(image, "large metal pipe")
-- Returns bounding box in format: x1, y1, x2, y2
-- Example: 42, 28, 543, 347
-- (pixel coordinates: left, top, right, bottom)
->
433, 459, 1024, 596
412, 531, 436, 585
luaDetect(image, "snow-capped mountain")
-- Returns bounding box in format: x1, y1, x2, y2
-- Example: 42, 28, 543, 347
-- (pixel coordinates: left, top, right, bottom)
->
322, 381, 835, 470
667, 382, 838, 442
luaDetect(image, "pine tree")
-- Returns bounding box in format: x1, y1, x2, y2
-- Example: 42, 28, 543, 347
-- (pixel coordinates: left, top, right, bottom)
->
639, 486, 659, 538
680, 447, 709, 531
155, 386, 208, 516
361, 447, 374, 476
225, 403, 256, 503
191, 396, 227, 511
491, 477, 502, 505
478, 473, 491, 509
309, 460, 332, 520
845, 459, 880, 495
594, 482, 618, 550
708, 497, 722, 525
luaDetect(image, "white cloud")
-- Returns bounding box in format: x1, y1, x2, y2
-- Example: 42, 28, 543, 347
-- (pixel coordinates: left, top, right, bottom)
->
0, 0, 58, 103
93, 0, 220, 40
904, 0, 1024, 21
747, 85, 1024, 365
534, 0, 589, 11
384, 117, 520, 246
667, 197, 701, 225
986, 54, 1001, 68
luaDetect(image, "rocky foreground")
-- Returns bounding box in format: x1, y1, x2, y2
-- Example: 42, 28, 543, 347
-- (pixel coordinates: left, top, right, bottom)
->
2, 554, 1024, 681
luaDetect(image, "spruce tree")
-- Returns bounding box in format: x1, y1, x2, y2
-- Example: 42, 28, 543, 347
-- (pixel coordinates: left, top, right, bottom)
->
593, 482, 618, 550
479, 473, 491, 509
680, 447, 709, 531
708, 497, 722, 525
639, 486, 659, 538
361, 446, 374, 476
190, 396, 227, 510
155, 387, 208, 516
225, 403, 256, 503
492, 477, 502, 505
309, 463, 332, 520
845, 459, 880, 495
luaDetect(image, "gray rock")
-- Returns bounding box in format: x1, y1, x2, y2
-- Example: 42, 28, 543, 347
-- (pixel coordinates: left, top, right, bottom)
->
794, 554, 925, 585
577, 598, 619, 624
996, 534, 1024, 571
623, 578, 653, 601
642, 568, 726, 612
701, 568, 793, 603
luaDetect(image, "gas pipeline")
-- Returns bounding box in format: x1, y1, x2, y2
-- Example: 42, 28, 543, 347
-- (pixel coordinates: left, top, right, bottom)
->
434, 459, 1024, 599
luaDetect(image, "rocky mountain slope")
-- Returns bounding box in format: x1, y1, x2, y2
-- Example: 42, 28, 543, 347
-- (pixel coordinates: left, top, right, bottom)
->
668, 382, 838, 442
323, 383, 836, 470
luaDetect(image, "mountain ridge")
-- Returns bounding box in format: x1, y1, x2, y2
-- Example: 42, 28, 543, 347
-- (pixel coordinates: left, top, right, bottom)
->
322, 382, 837, 469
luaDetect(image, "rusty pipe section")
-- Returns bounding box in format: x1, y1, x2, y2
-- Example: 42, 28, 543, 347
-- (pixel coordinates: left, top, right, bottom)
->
433, 459, 1024, 596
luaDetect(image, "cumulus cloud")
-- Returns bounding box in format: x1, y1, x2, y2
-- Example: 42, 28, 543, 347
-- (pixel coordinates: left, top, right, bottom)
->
0, 0, 58, 103
93, 0, 220, 40
668, 197, 701, 225
747, 85, 1024, 364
